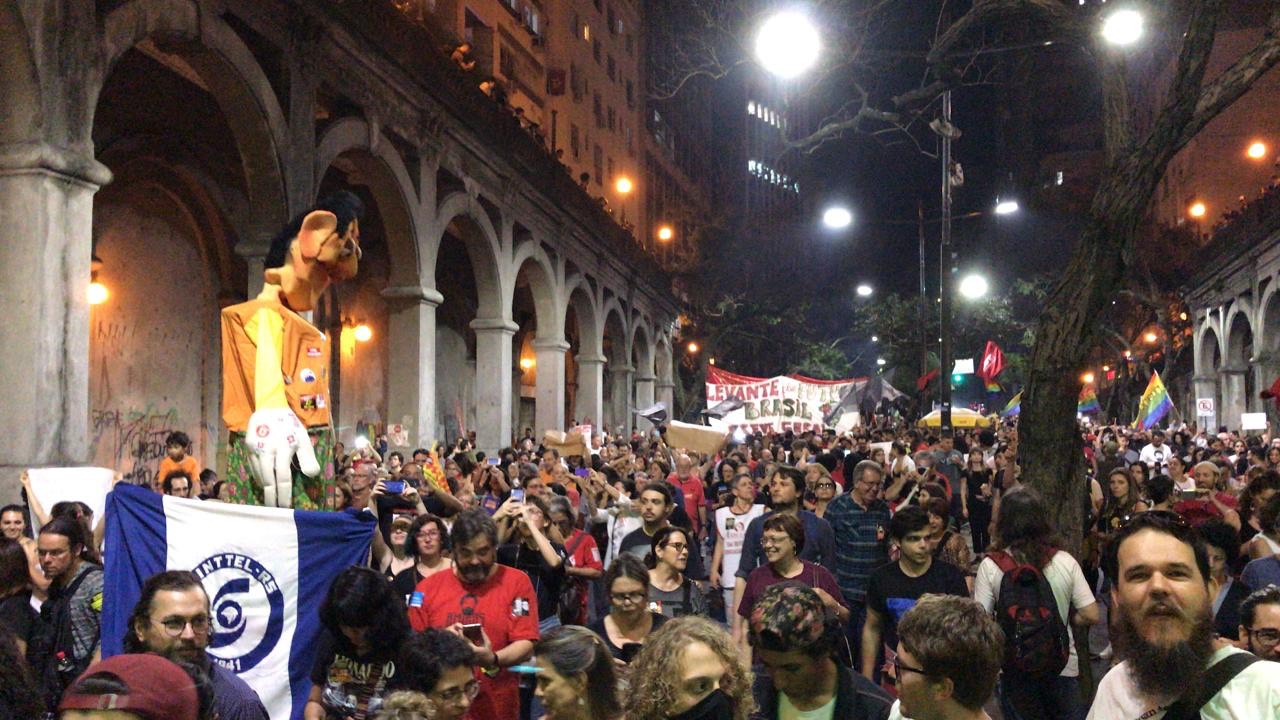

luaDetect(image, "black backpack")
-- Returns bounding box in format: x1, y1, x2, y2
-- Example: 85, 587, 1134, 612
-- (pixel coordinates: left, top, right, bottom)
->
27, 566, 99, 711
990, 550, 1070, 677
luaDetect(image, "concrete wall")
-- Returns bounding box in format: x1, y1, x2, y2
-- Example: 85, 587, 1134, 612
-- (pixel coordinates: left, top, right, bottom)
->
89, 195, 220, 487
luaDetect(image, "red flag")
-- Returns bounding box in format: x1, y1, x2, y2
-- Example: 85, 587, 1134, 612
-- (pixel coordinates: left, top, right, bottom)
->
1261, 375, 1280, 411
917, 367, 940, 391
979, 341, 1006, 384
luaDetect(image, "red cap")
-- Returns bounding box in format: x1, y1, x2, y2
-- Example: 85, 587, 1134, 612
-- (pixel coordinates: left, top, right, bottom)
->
58, 654, 199, 720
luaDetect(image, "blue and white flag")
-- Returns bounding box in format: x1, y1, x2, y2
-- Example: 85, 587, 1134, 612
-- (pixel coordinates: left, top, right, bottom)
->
102, 484, 374, 720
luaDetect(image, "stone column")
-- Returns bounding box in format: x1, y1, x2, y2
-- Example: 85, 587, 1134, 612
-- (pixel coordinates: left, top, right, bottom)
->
657, 381, 676, 416
0, 148, 111, 494
1192, 375, 1219, 432
533, 339, 570, 433
1220, 367, 1247, 432
609, 365, 635, 435
381, 286, 442, 451
634, 372, 657, 419
575, 354, 607, 429
472, 318, 518, 454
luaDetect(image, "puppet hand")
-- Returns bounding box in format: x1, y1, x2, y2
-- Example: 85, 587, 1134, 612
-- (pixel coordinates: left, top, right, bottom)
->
246, 408, 322, 507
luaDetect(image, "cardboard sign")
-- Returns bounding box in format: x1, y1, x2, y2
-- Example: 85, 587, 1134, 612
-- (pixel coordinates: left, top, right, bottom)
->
27, 467, 116, 533
665, 420, 730, 456
543, 429, 588, 457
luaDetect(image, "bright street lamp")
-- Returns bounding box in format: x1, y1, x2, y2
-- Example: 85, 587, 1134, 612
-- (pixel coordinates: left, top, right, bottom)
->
994, 199, 1020, 215
876, 358, 886, 367
615, 177, 634, 194
823, 206, 853, 229
755, 12, 820, 79
1101, 9, 1145, 47
657, 225, 674, 242
871, 335, 879, 343
958, 274, 989, 300
1247, 141, 1268, 160
856, 284, 874, 297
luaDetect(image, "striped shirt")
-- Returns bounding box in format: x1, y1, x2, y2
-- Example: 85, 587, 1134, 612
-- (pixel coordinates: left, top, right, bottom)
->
824, 493, 891, 603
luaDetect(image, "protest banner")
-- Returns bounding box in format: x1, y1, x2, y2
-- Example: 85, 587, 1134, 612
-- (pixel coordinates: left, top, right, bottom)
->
705, 367, 902, 435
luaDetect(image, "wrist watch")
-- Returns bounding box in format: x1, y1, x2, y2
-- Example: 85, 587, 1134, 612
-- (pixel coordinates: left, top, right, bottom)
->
481, 650, 500, 676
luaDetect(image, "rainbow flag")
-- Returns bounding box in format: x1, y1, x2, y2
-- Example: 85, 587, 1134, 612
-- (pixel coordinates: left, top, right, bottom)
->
1078, 385, 1100, 414
1001, 391, 1021, 418
1132, 370, 1174, 430
985, 380, 1001, 393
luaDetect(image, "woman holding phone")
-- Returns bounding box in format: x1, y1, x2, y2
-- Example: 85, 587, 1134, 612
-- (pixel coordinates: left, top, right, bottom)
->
588, 555, 667, 663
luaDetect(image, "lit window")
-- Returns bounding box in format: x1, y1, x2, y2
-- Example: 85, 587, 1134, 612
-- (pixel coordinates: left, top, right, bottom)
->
583, 24, 590, 41
1055, 170, 1064, 186
748, 160, 756, 173
748, 101, 756, 115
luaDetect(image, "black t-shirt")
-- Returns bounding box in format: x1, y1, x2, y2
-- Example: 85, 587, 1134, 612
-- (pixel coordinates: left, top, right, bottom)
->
309, 629, 404, 720
866, 559, 969, 650
0, 592, 35, 645
587, 612, 668, 660
390, 567, 425, 607
497, 541, 568, 622
618, 526, 707, 580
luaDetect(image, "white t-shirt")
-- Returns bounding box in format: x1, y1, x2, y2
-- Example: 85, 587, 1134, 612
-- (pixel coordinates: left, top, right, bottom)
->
713, 504, 766, 587
1139, 443, 1172, 474
973, 550, 1096, 677
780, 692, 836, 720
1086, 645, 1280, 720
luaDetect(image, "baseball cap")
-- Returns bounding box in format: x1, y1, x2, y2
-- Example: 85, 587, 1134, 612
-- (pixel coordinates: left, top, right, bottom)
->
58, 654, 199, 720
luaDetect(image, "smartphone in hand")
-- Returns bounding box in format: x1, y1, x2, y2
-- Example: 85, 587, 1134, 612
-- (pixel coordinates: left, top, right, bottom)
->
462, 623, 484, 645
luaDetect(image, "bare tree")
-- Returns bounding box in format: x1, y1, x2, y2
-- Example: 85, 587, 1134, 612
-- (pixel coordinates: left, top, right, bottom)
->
652, 0, 1280, 550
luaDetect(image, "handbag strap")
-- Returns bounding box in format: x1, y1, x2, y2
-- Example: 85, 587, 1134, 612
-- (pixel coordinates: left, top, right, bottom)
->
1161, 651, 1260, 720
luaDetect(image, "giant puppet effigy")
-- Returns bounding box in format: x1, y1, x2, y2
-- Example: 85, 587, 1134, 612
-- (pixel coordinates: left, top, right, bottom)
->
220, 192, 364, 508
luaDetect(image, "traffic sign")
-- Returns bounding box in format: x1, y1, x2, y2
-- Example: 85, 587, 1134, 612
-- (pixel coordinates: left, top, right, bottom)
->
1196, 398, 1214, 416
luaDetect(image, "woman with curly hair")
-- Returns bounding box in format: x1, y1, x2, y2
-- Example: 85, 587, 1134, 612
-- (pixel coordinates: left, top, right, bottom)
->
626, 616, 754, 720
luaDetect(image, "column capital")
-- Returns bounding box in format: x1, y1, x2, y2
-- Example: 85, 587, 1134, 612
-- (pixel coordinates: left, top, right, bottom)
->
610, 365, 635, 375
1220, 366, 1249, 375
0, 141, 113, 187
381, 285, 444, 306
532, 338, 571, 353
576, 354, 608, 365
657, 382, 676, 390
634, 373, 657, 383
470, 317, 520, 334
1192, 375, 1219, 384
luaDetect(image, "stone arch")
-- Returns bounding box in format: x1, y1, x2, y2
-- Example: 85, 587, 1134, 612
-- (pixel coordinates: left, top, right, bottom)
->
655, 334, 674, 385
431, 191, 505, 320
510, 238, 562, 339
0, 1, 40, 145
564, 273, 601, 358
1226, 306, 1254, 367
630, 318, 655, 377
1261, 280, 1280, 353
600, 297, 629, 364
315, 117, 420, 287
1198, 324, 1222, 374
96, 0, 290, 231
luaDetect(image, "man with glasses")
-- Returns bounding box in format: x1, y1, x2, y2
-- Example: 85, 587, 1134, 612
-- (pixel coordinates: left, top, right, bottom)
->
124, 570, 267, 719
29, 516, 104, 710
890, 594, 1003, 720
398, 628, 482, 720
1239, 586, 1280, 662
409, 510, 539, 720
824, 460, 892, 664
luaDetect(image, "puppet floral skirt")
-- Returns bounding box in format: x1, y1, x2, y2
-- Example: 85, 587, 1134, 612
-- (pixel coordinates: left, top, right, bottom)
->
225, 428, 336, 510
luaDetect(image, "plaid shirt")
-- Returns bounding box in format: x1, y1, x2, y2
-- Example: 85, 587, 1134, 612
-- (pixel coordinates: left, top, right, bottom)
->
823, 493, 891, 604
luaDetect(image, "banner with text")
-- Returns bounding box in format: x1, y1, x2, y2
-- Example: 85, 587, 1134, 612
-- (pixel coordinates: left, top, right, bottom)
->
705, 367, 878, 434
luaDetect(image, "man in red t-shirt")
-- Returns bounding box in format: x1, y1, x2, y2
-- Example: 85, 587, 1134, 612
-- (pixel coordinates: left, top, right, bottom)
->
1173, 460, 1241, 529
668, 454, 708, 537
408, 510, 539, 720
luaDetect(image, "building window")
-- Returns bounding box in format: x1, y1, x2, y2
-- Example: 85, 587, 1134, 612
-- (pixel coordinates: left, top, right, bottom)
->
1055, 170, 1065, 186
607, 157, 614, 182
608, 8, 617, 33
594, 145, 603, 185
747, 100, 756, 115
626, 80, 634, 108
607, 55, 616, 81
571, 124, 581, 158
583, 23, 590, 41
593, 93, 603, 128
607, 106, 616, 131
593, 38, 601, 62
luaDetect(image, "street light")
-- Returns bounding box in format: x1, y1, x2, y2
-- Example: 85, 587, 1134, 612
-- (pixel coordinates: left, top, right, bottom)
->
353, 324, 373, 342
755, 11, 820, 79
871, 335, 879, 343
657, 225, 674, 242
823, 206, 853, 229
1188, 201, 1207, 218
1248, 141, 1268, 159
1081, 372, 1095, 384
856, 284, 874, 297
958, 274, 989, 300
687, 341, 700, 354
876, 358, 886, 367
615, 176, 634, 194
994, 199, 1020, 215
1101, 9, 1145, 47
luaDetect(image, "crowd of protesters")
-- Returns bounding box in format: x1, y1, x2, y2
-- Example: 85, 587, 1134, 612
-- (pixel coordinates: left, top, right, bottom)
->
2, 416, 1280, 719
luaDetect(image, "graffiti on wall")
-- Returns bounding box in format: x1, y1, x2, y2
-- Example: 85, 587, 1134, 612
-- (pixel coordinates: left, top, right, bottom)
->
91, 405, 182, 488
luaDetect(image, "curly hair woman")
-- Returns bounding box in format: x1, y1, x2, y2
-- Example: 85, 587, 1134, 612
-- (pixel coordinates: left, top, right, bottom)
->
626, 616, 754, 720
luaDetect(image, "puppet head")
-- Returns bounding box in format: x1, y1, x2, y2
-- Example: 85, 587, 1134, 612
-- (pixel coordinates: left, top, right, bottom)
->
263, 191, 365, 311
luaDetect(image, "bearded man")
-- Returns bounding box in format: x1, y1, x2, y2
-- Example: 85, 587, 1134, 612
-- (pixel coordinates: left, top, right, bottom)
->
1087, 512, 1280, 719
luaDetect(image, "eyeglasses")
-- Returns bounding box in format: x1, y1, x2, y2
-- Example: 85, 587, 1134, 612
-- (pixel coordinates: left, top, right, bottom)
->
433, 680, 481, 704
152, 615, 211, 637
418, 529, 441, 539
611, 591, 646, 604
662, 542, 688, 553
760, 535, 791, 547
892, 655, 929, 678
1247, 628, 1280, 646
814, 482, 836, 490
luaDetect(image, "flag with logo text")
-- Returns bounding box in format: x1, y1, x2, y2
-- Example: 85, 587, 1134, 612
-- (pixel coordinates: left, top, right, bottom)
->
102, 484, 374, 720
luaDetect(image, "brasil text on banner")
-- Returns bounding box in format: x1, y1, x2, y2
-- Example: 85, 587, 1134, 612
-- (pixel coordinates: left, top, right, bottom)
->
101, 484, 375, 720
705, 366, 901, 434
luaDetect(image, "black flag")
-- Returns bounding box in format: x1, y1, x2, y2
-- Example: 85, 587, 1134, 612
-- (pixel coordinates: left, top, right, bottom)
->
703, 397, 745, 420
634, 402, 668, 427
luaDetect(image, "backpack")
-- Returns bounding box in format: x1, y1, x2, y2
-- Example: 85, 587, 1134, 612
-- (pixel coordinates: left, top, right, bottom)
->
28, 566, 99, 711
990, 550, 1070, 677
558, 533, 590, 624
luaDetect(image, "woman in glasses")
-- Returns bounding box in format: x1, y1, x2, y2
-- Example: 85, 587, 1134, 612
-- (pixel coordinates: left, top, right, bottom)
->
645, 526, 707, 619
588, 555, 667, 662
804, 464, 838, 520
391, 514, 450, 606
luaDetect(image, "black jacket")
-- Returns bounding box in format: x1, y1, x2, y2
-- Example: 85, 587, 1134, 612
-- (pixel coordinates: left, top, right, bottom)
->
758, 662, 893, 720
